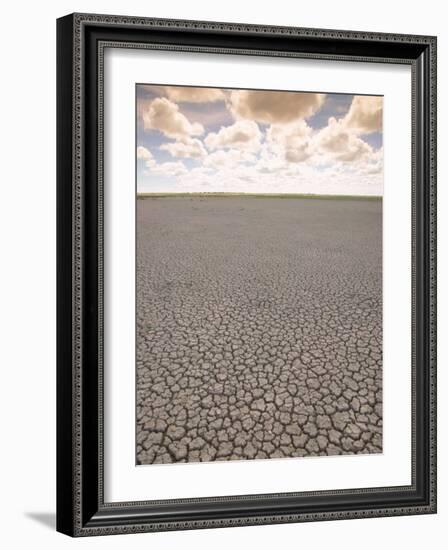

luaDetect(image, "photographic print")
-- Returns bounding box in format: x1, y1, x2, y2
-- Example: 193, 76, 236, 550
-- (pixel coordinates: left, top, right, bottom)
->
135, 84, 383, 465
57, 14, 437, 535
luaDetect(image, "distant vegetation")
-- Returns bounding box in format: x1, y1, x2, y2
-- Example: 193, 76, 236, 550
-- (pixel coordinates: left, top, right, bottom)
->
137, 192, 382, 201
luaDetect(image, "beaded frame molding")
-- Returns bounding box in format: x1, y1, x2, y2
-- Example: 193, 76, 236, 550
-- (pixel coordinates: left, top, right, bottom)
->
56, 13, 437, 537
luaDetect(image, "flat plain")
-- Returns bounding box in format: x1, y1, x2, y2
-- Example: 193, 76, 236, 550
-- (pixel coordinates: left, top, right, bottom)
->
136, 196, 382, 464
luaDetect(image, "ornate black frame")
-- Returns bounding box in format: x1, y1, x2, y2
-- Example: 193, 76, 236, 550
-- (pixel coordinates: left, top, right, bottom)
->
56, 13, 437, 537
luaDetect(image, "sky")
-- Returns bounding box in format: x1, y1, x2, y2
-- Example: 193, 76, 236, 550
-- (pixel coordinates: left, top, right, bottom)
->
136, 84, 383, 196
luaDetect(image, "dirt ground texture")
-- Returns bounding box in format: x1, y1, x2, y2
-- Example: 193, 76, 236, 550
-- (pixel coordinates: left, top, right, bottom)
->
136, 197, 382, 464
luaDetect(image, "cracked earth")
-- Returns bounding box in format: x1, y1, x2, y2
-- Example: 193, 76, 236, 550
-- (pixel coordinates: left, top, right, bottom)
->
136, 197, 382, 464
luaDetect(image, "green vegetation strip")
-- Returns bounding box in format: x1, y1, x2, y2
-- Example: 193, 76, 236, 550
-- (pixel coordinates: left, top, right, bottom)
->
137, 192, 382, 200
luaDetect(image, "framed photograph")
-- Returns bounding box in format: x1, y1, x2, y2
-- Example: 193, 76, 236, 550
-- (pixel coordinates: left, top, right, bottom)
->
56, 13, 437, 536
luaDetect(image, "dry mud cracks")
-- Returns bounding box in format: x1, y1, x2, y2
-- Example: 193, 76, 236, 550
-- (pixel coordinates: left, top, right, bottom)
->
136, 197, 382, 464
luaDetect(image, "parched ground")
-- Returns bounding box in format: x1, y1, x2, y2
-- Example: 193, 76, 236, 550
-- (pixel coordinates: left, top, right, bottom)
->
136, 196, 382, 464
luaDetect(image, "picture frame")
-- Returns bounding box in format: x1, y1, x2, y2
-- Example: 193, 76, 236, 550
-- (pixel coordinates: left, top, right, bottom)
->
56, 12, 437, 537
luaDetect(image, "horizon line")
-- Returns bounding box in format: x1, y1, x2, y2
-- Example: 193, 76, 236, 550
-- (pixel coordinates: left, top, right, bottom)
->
137, 192, 383, 200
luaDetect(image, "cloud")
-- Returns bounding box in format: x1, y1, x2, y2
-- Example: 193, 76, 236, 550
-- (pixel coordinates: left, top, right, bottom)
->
314, 117, 372, 162
180, 104, 234, 129
205, 120, 262, 152
228, 90, 325, 124
142, 97, 204, 140
140, 150, 382, 196
362, 147, 383, 175
160, 137, 207, 159
342, 95, 383, 134
136, 146, 156, 167
137, 146, 152, 161
203, 149, 256, 169
137, 145, 188, 176
255, 151, 288, 174
163, 86, 226, 103
138, 85, 232, 128
159, 158, 382, 196
146, 160, 188, 177
284, 145, 312, 163
137, 88, 383, 196
266, 120, 313, 163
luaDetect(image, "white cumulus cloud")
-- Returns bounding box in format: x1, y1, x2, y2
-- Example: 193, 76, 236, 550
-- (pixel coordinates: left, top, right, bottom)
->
163, 86, 226, 103
313, 117, 372, 162
146, 160, 188, 177
205, 120, 262, 152
228, 90, 325, 124
342, 95, 383, 134
203, 149, 256, 169
160, 137, 207, 159
137, 88, 383, 196
136, 146, 156, 167
142, 97, 204, 140
267, 120, 313, 163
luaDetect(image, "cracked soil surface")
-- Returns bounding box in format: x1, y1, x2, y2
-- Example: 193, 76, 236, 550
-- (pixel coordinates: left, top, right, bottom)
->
136, 197, 382, 464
